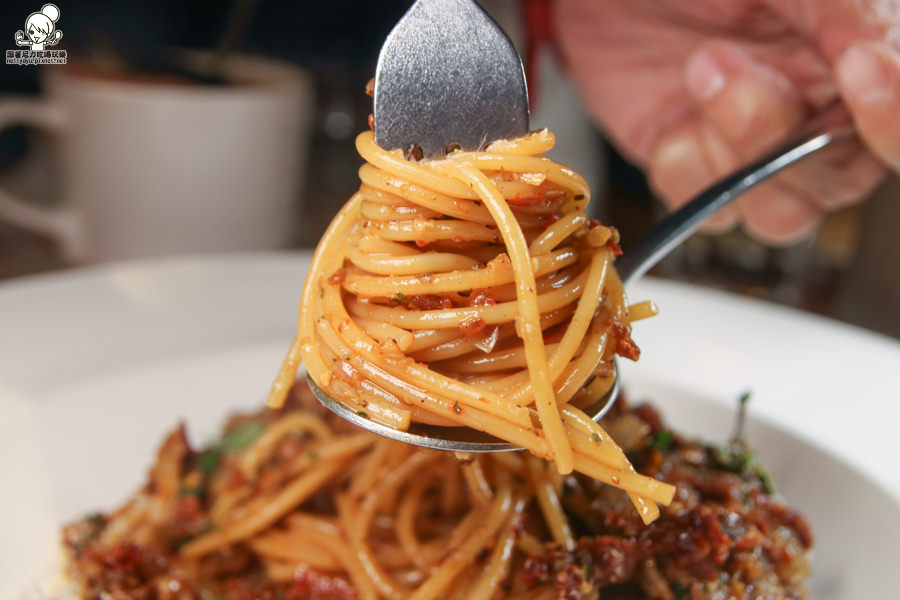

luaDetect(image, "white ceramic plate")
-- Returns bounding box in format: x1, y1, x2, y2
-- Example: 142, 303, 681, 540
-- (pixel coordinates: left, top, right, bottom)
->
1, 252, 898, 599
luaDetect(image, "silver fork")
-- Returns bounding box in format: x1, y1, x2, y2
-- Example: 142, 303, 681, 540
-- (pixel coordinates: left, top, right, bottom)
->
310, 0, 856, 452
374, 0, 529, 157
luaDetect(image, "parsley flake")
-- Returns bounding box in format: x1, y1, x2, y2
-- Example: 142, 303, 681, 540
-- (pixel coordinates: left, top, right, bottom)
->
221, 421, 265, 452
650, 430, 674, 452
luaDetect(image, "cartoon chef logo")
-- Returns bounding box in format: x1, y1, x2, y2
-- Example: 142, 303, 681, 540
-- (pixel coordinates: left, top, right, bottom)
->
15, 4, 63, 51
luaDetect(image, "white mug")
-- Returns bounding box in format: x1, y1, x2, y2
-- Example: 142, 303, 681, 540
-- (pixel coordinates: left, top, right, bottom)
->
0, 53, 313, 263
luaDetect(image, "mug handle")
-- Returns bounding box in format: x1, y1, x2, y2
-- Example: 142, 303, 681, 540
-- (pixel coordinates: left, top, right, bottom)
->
0, 97, 85, 262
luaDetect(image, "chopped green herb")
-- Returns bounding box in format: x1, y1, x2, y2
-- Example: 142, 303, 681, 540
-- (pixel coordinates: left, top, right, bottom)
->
86, 513, 104, 527
308, 451, 319, 461
453, 400, 461, 414
730, 390, 752, 443
758, 467, 777, 495
650, 430, 674, 452
712, 444, 756, 472
591, 433, 601, 443
221, 421, 265, 452
197, 447, 221, 475
356, 410, 369, 418
709, 392, 778, 496
392, 291, 407, 304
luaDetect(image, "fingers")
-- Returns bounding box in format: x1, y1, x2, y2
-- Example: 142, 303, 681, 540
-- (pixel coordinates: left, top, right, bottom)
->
685, 41, 806, 155
651, 121, 821, 244
775, 138, 886, 212
649, 41, 887, 246
738, 185, 822, 244
651, 41, 823, 244
836, 41, 900, 172
650, 121, 740, 234
684, 44, 827, 244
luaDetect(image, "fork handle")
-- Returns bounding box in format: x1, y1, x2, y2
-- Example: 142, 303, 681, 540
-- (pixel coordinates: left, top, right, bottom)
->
615, 122, 857, 285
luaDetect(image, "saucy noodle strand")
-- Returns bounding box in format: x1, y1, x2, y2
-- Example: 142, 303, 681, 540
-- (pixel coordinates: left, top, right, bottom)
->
268, 129, 672, 520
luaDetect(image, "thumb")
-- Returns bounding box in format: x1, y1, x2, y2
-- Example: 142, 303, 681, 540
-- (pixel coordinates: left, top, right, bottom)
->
836, 41, 900, 172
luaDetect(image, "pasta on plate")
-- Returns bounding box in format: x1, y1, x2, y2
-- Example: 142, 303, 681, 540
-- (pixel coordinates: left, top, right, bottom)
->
63, 383, 812, 600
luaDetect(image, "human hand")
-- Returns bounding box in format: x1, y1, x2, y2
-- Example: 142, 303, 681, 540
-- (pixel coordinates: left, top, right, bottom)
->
554, 0, 900, 245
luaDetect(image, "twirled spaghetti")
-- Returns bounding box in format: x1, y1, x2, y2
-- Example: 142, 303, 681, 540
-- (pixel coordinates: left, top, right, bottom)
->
267, 129, 674, 522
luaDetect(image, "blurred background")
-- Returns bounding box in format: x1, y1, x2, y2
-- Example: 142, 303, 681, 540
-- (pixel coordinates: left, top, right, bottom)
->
1, 0, 898, 339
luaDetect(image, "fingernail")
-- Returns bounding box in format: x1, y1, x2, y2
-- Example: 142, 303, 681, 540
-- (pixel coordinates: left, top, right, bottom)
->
837, 44, 894, 105
653, 133, 694, 173
686, 50, 726, 101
